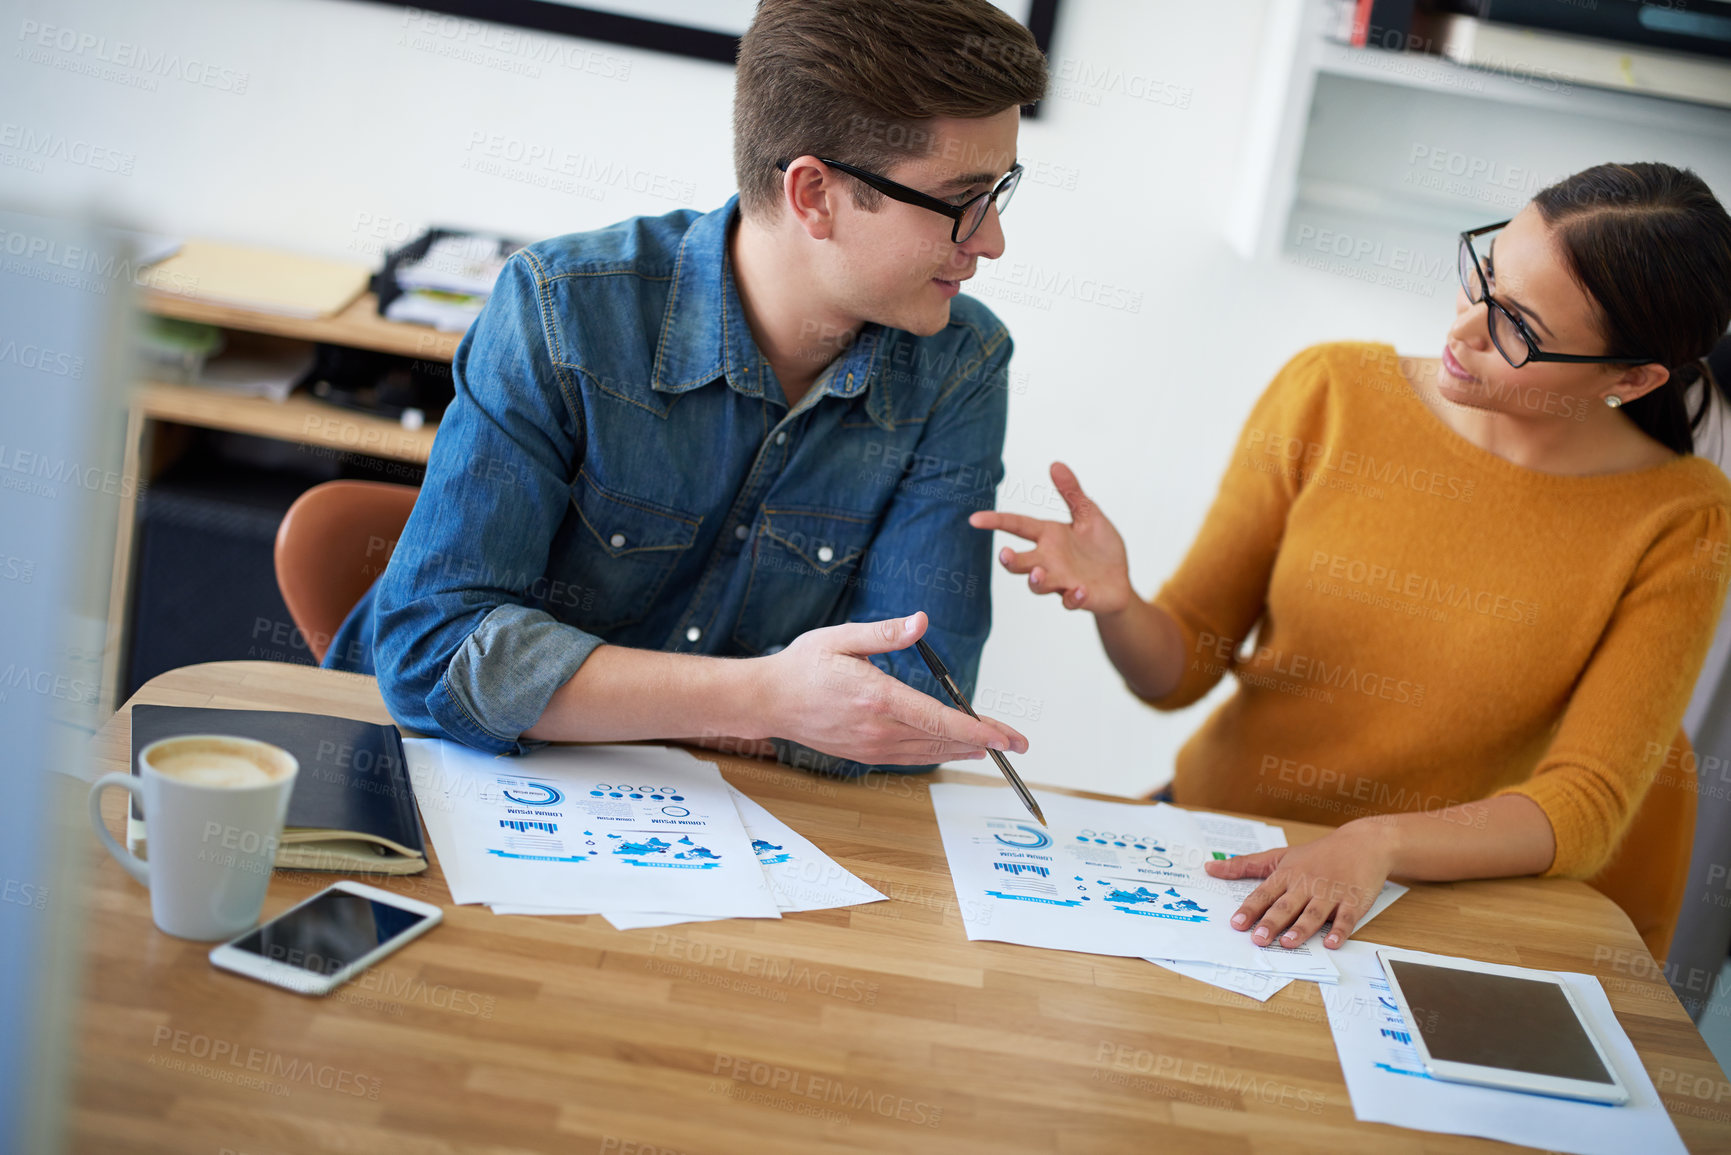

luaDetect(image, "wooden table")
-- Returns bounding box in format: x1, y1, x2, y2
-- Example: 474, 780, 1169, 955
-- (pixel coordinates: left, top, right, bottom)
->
72, 662, 1731, 1154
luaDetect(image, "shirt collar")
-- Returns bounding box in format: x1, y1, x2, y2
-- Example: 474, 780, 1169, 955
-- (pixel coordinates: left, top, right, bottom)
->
651, 196, 893, 427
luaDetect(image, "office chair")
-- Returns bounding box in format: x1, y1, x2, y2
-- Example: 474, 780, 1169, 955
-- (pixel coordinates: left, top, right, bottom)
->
274, 480, 419, 662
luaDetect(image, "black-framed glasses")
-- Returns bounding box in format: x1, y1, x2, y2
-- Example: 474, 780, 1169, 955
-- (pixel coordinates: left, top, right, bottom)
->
775, 156, 1023, 243
1458, 221, 1657, 369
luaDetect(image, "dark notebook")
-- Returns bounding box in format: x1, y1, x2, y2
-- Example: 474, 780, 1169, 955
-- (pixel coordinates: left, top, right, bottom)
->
127, 705, 427, 874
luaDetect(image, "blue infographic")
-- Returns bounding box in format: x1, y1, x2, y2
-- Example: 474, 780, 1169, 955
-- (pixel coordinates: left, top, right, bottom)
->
751, 838, 792, 865
928, 783, 1318, 970
500, 781, 564, 807
609, 832, 725, 869
429, 742, 780, 919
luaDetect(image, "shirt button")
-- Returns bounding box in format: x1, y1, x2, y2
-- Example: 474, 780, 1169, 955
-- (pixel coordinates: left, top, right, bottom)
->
817, 545, 834, 563
609, 533, 626, 548
774, 431, 788, 446
734, 524, 749, 541
686, 626, 702, 643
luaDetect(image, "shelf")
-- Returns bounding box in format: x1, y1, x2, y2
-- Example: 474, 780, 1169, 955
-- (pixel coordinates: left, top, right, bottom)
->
141, 288, 463, 363
133, 380, 437, 464
1227, 2, 1731, 262
1314, 42, 1731, 137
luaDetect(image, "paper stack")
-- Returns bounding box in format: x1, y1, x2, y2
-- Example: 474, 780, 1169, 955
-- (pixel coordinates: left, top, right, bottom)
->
403, 739, 883, 927
382, 233, 522, 332
928, 783, 1406, 999
138, 239, 371, 319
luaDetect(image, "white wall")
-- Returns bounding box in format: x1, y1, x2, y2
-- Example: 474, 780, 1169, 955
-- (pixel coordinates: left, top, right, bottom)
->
4, 0, 1720, 797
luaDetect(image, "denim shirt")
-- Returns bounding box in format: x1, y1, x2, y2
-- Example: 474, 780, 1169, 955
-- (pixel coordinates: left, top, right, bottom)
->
326, 196, 1012, 774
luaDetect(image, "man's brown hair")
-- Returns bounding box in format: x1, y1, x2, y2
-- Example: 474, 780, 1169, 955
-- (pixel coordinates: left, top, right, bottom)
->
733, 0, 1049, 218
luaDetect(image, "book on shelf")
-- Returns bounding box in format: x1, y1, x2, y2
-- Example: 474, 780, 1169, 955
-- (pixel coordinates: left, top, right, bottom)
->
1435, 13, 1731, 107
1325, 0, 1416, 48
1454, 0, 1731, 63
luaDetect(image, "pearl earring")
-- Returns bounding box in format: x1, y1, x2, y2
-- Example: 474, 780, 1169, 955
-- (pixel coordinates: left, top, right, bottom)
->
1604, 395, 1623, 409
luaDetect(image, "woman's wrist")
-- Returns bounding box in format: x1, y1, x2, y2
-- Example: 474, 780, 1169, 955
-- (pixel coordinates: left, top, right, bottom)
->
1342, 814, 1404, 877
1090, 579, 1143, 624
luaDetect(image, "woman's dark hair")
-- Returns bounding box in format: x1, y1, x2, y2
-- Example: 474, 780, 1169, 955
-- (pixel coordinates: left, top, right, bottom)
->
1532, 162, 1731, 455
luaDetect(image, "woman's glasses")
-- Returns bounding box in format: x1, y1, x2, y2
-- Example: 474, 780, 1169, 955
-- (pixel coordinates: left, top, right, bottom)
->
1458, 221, 1656, 369
776, 157, 1023, 244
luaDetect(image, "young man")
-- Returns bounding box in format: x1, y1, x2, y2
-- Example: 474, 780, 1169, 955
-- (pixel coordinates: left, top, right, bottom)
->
325, 0, 1047, 775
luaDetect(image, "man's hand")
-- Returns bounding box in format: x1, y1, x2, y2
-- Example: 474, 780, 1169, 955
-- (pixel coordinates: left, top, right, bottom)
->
969, 462, 1133, 614
750, 611, 1028, 766
1203, 820, 1397, 949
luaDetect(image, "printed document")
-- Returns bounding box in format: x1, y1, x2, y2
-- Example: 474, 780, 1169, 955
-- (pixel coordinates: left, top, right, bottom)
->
930, 783, 1402, 975
497, 786, 887, 927
405, 738, 778, 919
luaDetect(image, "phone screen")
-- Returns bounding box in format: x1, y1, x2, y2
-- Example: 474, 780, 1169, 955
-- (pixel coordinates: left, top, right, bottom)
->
1387, 960, 1614, 1084
229, 890, 430, 976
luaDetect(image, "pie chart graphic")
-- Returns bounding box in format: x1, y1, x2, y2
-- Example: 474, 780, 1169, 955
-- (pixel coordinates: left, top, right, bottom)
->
500, 782, 564, 807
992, 824, 1052, 850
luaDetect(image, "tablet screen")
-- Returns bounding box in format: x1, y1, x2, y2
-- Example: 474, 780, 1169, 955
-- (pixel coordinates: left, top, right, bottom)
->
1387, 960, 1614, 1084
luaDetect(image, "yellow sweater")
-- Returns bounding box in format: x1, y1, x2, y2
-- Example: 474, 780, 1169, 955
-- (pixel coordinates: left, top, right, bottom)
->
1153, 342, 1731, 879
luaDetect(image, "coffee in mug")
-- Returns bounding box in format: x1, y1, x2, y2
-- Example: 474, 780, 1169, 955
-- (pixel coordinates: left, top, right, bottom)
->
89, 734, 298, 940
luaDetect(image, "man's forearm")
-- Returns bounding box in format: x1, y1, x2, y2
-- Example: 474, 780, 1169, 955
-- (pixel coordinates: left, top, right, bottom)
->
1094, 599, 1186, 703
521, 644, 768, 744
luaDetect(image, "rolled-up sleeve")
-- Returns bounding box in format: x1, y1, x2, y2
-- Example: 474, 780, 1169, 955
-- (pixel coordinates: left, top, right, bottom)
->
770, 325, 1010, 777
373, 251, 602, 754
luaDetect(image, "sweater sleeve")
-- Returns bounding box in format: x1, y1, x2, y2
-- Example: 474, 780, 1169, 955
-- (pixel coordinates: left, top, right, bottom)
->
1500, 500, 1731, 878
1145, 345, 1334, 710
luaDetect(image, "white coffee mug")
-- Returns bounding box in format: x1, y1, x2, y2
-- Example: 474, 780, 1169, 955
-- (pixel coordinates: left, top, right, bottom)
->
89, 734, 299, 940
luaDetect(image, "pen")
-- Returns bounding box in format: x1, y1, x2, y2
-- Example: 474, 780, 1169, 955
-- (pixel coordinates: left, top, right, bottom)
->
914, 637, 1046, 827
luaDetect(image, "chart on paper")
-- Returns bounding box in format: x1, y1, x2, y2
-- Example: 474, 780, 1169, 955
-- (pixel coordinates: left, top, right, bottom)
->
931, 783, 1345, 974
414, 741, 780, 919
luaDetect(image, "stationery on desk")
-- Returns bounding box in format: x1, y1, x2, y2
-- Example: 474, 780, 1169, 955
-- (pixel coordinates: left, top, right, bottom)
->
127, 705, 426, 874
491, 786, 888, 929
928, 782, 1406, 986
915, 637, 1045, 825
110, 687, 1694, 1151
1322, 941, 1685, 1155
402, 738, 884, 927
927, 780, 1680, 1150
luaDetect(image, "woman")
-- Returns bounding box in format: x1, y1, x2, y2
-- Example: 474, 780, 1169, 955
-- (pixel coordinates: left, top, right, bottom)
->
972, 163, 1731, 957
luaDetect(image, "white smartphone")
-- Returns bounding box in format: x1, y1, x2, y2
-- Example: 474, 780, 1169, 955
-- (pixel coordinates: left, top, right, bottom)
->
209, 881, 442, 996
1375, 947, 1629, 1105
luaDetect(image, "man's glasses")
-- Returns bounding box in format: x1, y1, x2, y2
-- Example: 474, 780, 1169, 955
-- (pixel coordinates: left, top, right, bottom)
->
1457, 221, 1656, 369
776, 157, 1023, 243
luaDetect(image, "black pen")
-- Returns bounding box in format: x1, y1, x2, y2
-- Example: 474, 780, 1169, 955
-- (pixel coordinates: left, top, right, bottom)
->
914, 637, 1045, 826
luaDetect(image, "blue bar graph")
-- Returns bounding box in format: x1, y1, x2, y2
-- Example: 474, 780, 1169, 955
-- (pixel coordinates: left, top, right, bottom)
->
993, 862, 1050, 878
501, 819, 558, 835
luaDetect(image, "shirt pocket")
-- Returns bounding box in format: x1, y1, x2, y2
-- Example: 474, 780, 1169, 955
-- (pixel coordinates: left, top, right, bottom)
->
568, 469, 701, 632
733, 506, 876, 654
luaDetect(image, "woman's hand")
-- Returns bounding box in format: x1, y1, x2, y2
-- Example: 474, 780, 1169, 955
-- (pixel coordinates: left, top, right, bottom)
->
969, 462, 1133, 614
1203, 819, 1397, 949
